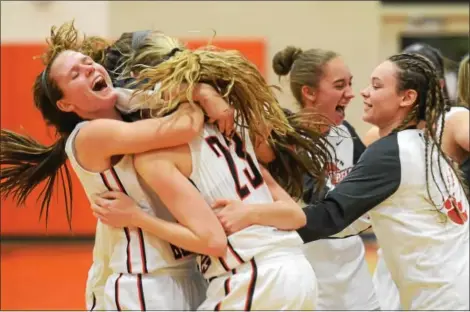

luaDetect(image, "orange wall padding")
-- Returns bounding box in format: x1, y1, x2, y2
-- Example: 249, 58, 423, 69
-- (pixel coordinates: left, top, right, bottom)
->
0, 39, 266, 236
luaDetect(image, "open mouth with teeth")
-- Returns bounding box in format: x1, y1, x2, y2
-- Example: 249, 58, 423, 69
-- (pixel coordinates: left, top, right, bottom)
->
335, 105, 345, 116
92, 76, 108, 92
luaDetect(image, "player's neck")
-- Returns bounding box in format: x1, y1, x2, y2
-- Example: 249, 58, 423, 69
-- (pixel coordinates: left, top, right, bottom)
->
378, 118, 417, 138
88, 107, 123, 121
378, 122, 397, 138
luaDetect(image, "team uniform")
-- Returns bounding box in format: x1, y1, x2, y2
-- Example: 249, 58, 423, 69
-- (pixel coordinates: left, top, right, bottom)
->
302, 121, 380, 310
65, 121, 207, 311
188, 124, 317, 310
372, 106, 470, 310
299, 126, 470, 310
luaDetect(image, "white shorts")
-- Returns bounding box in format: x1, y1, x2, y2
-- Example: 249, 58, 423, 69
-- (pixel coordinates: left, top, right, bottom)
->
302, 236, 380, 310
198, 247, 317, 311
104, 267, 207, 310
373, 248, 401, 310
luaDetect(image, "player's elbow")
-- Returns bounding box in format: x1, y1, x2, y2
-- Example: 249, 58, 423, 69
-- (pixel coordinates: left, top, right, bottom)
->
173, 104, 204, 142
274, 201, 306, 230
204, 235, 227, 257
295, 210, 307, 229
289, 204, 307, 229
195, 222, 227, 257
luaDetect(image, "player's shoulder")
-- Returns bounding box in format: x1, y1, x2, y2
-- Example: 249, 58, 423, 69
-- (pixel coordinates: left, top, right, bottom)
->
359, 132, 400, 165
445, 106, 469, 127
363, 126, 380, 147
447, 105, 469, 116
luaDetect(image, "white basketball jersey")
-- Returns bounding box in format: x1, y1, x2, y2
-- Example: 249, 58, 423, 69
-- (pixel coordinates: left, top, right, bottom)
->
370, 129, 469, 310
374, 105, 470, 310
65, 121, 195, 275
325, 123, 356, 185
188, 125, 303, 280
302, 122, 379, 310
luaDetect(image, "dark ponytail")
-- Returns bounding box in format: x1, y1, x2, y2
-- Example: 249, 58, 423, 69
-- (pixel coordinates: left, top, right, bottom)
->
0, 130, 73, 228
0, 21, 88, 228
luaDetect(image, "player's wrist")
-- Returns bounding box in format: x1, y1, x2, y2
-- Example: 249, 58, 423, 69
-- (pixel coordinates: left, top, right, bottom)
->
245, 205, 260, 226
130, 206, 146, 227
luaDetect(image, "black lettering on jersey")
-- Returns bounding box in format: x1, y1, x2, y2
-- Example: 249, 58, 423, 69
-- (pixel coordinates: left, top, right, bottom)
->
170, 243, 192, 260
206, 133, 264, 200
198, 254, 212, 275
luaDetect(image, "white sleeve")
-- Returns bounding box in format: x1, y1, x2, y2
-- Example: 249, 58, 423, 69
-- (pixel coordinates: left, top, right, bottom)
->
85, 222, 113, 311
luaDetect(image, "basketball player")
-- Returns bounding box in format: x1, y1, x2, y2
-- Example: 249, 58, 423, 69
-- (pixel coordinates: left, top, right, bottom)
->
364, 45, 470, 311
91, 32, 343, 310
217, 53, 469, 310
270, 46, 380, 310
0, 22, 243, 311
78, 27, 330, 311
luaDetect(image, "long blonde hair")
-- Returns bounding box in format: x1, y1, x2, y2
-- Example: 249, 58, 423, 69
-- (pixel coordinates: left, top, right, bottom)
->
122, 33, 333, 198
458, 54, 469, 107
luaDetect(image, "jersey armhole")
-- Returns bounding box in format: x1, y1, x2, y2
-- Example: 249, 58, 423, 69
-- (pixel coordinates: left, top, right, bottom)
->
65, 121, 102, 175
187, 135, 202, 184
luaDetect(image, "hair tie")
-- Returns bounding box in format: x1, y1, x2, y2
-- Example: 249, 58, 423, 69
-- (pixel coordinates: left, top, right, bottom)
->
41, 69, 53, 104
156, 48, 182, 65
166, 48, 181, 59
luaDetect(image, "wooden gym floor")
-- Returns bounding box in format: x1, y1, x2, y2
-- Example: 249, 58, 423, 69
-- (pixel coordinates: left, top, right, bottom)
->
0, 239, 379, 310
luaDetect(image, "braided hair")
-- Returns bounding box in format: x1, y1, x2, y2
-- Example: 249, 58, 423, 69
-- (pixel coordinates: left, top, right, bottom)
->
402, 43, 452, 108
389, 53, 469, 218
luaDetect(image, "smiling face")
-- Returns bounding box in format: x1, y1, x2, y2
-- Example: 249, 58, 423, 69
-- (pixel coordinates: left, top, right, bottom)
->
49, 50, 118, 119
302, 57, 354, 126
361, 60, 418, 129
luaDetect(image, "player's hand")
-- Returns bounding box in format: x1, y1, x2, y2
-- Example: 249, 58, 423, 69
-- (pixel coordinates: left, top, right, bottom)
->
195, 83, 235, 137
211, 198, 252, 235
91, 191, 141, 228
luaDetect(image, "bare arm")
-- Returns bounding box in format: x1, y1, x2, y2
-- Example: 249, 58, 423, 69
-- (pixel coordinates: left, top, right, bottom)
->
134, 147, 227, 257
213, 166, 306, 234
76, 102, 203, 165
246, 166, 306, 230
115, 83, 234, 135
450, 111, 470, 152
92, 193, 226, 257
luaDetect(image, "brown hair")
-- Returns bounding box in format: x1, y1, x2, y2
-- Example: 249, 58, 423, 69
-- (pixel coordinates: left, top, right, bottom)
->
102, 30, 165, 86
0, 21, 110, 228
272, 46, 339, 107
121, 34, 332, 198
389, 53, 469, 217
